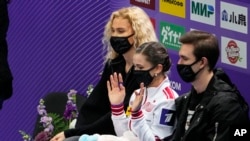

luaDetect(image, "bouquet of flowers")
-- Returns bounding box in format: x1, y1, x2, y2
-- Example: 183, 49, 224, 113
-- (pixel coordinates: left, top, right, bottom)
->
19, 87, 93, 141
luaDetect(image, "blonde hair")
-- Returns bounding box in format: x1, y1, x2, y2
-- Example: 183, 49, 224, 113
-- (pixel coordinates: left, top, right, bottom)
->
102, 6, 158, 62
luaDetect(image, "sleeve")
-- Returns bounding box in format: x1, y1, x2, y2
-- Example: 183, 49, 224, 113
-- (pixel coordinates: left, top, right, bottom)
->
0, 0, 9, 38
130, 109, 156, 141
64, 62, 116, 137
130, 95, 177, 140
111, 103, 130, 136
64, 112, 114, 137
205, 93, 249, 141
0, 0, 13, 109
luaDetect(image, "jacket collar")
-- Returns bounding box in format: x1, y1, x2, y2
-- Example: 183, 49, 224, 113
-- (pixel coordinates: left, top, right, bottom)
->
190, 68, 234, 108
109, 55, 125, 65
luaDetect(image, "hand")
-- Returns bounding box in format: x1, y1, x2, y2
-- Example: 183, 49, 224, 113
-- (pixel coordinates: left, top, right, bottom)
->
107, 72, 125, 105
50, 132, 65, 141
131, 83, 145, 112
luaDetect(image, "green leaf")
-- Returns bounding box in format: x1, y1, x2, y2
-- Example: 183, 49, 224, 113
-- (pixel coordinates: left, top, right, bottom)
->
47, 113, 69, 136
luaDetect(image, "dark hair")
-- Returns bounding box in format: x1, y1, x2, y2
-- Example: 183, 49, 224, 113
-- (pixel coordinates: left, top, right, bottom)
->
135, 41, 171, 73
179, 30, 219, 71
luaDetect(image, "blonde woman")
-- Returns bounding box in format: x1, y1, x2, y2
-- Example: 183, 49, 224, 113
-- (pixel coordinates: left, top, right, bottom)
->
51, 6, 157, 141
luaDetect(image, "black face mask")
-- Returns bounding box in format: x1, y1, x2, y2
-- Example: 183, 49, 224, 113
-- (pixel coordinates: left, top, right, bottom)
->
110, 33, 134, 54
133, 67, 155, 87
176, 60, 201, 82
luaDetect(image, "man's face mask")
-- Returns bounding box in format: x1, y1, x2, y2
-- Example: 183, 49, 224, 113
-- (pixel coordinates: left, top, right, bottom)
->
133, 66, 155, 87
176, 60, 201, 82
110, 33, 134, 54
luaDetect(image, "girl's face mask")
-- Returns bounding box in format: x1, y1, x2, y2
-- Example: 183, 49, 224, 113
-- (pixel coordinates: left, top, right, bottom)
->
133, 66, 155, 87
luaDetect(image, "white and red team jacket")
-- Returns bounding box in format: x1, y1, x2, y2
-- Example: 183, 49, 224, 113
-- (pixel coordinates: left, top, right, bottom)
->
111, 76, 179, 141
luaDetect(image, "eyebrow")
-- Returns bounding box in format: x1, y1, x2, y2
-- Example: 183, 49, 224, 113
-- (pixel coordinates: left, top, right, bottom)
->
179, 54, 189, 60
134, 64, 144, 67
111, 26, 126, 30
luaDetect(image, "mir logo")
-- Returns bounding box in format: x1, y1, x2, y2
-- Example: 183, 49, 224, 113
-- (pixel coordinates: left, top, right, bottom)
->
191, 1, 214, 17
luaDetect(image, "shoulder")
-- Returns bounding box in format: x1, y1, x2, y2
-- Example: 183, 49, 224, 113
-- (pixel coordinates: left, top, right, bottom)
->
207, 91, 249, 124
159, 77, 180, 98
207, 89, 248, 118
104, 56, 125, 70
210, 90, 240, 108
109, 55, 125, 65
172, 92, 190, 112
210, 75, 241, 107
175, 92, 190, 102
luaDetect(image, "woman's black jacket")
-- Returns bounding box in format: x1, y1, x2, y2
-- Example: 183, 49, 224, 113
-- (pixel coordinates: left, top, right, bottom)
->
64, 55, 139, 137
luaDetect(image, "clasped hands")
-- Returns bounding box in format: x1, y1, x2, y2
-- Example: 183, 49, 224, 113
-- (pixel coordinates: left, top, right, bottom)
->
107, 72, 145, 112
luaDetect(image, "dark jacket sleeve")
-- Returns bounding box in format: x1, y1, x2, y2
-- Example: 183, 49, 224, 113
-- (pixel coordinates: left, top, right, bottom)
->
0, 0, 13, 109
205, 92, 249, 141
64, 62, 116, 137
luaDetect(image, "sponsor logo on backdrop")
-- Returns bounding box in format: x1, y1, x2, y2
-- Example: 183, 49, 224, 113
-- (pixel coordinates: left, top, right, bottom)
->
221, 36, 247, 69
170, 80, 182, 91
190, 0, 215, 26
159, 0, 186, 18
130, 0, 155, 10
150, 18, 156, 29
220, 2, 248, 34
160, 21, 185, 51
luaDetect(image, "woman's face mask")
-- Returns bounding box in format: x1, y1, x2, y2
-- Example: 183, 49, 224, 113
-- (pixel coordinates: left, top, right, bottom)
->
110, 33, 134, 54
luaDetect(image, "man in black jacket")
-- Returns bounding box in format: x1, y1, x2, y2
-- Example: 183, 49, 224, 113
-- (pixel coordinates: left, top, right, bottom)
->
172, 30, 249, 141
0, 0, 13, 109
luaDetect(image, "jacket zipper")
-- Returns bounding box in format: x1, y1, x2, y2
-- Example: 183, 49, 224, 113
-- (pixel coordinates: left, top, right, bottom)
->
212, 122, 218, 141
181, 104, 202, 141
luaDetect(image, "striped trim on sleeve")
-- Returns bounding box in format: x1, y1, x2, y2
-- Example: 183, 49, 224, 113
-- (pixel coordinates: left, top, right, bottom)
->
131, 109, 143, 119
110, 103, 124, 116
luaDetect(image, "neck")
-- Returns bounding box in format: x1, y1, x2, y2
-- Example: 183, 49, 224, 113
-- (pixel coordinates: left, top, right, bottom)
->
192, 69, 213, 94
123, 48, 135, 73
149, 74, 166, 87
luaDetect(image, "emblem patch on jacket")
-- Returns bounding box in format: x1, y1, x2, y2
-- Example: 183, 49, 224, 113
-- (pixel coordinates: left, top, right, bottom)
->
160, 108, 176, 126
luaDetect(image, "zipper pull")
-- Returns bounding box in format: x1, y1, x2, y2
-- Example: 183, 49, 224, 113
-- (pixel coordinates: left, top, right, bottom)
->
213, 122, 219, 141
195, 104, 204, 111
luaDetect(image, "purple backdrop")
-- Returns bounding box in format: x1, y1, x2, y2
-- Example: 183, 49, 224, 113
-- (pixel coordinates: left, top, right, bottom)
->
1, 0, 249, 140
1, 1, 111, 140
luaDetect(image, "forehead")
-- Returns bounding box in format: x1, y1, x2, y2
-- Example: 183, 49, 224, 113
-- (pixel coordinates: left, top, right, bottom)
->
112, 17, 131, 29
133, 54, 151, 66
179, 44, 195, 59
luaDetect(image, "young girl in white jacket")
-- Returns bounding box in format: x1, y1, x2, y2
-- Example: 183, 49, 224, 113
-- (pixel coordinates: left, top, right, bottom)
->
79, 42, 179, 141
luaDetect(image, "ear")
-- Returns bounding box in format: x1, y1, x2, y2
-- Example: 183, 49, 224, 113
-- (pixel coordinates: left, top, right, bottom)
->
154, 64, 163, 74
200, 57, 208, 68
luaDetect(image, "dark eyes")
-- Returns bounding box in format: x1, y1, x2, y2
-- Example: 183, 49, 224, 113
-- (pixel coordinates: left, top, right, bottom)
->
134, 66, 144, 70
111, 29, 125, 34
183, 58, 188, 61
180, 56, 188, 61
